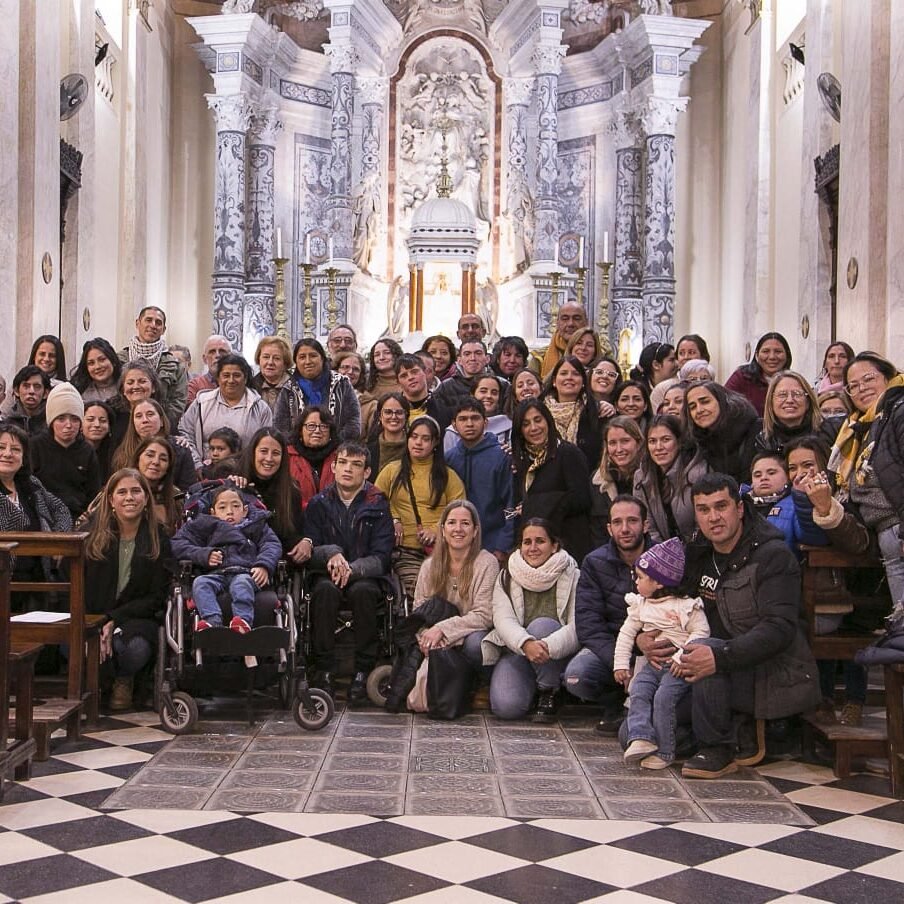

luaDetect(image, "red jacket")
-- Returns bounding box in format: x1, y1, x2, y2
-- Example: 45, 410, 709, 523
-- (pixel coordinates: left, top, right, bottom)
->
287, 446, 336, 509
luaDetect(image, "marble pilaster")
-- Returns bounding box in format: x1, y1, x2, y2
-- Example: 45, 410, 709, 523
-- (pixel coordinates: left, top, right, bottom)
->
531, 43, 566, 263
207, 93, 253, 351
503, 77, 535, 271
609, 106, 644, 347
354, 76, 386, 275
641, 97, 685, 343
887, 1, 904, 355
325, 43, 358, 265
244, 106, 282, 348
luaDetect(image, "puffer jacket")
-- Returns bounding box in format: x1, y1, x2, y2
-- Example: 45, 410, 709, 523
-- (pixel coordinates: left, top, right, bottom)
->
273, 369, 361, 441
869, 385, 904, 536
742, 484, 827, 557
684, 499, 822, 719
171, 505, 282, 576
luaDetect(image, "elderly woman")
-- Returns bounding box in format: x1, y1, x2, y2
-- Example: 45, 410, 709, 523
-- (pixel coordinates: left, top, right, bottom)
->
829, 352, 904, 609
633, 414, 708, 542
84, 468, 172, 711
686, 381, 760, 483
483, 518, 581, 721
274, 338, 361, 441
491, 336, 529, 381
755, 370, 836, 457
71, 338, 122, 404
179, 353, 272, 469
251, 336, 292, 411
725, 331, 793, 416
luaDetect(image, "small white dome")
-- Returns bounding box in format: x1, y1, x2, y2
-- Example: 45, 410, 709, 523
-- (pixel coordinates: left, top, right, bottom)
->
410, 196, 477, 235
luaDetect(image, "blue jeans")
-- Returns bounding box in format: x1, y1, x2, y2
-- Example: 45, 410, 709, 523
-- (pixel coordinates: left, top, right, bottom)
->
625, 662, 691, 761
192, 573, 256, 626
563, 647, 620, 703
878, 525, 904, 610
461, 630, 489, 670
111, 633, 153, 678
489, 617, 571, 720
690, 637, 755, 747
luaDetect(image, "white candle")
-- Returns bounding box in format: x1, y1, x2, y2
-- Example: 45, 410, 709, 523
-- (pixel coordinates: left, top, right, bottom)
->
554, 239, 560, 265
275, 227, 283, 259
303, 234, 310, 264
578, 236, 585, 268
603, 230, 610, 263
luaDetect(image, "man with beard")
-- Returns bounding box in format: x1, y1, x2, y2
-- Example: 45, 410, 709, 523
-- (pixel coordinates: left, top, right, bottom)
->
564, 495, 653, 734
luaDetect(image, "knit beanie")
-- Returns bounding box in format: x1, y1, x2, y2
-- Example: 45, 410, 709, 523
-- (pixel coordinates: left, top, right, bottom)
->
636, 537, 685, 588
45, 382, 85, 425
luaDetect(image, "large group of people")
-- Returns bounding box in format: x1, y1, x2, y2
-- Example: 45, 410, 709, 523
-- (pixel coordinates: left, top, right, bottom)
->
2, 302, 899, 779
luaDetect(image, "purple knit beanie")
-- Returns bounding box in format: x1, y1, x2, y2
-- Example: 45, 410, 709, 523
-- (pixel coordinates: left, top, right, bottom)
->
637, 537, 685, 588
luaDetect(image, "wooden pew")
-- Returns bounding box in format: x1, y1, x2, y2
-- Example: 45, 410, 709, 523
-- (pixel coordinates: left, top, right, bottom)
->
5, 532, 104, 759
1, 543, 42, 793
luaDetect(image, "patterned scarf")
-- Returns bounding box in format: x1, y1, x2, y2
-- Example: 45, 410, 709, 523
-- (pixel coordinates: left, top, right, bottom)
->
524, 442, 547, 493
828, 374, 904, 498
544, 397, 581, 444
128, 336, 168, 370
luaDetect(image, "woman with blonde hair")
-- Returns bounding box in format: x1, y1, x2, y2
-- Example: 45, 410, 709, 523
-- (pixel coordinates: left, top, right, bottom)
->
590, 415, 645, 548
756, 369, 837, 456
565, 327, 602, 370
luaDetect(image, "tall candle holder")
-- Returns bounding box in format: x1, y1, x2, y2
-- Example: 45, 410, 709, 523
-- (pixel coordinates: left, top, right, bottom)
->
574, 265, 587, 310
617, 327, 633, 382
299, 262, 315, 338
273, 256, 290, 342
549, 270, 561, 330
595, 261, 613, 357
325, 267, 339, 332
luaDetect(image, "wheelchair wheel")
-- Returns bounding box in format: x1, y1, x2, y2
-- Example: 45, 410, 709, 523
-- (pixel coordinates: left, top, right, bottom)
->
366, 664, 393, 707
293, 688, 334, 731
160, 691, 199, 735
277, 672, 292, 710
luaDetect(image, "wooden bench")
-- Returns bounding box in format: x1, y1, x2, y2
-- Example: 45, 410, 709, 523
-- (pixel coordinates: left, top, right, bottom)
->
4, 532, 104, 758
799, 544, 892, 778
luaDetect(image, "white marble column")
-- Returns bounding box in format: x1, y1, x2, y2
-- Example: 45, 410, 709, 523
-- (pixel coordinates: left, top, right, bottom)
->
641, 97, 686, 343
325, 43, 358, 265
610, 105, 644, 347
207, 94, 253, 350
354, 76, 386, 275
503, 77, 535, 270
887, 1, 904, 356
244, 106, 282, 347
531, 43, 566, 263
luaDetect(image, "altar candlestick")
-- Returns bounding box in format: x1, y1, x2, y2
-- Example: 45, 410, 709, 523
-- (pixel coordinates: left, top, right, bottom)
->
603, 230, 610, 263
578, 236, 585, 268
275, 227, 283, 259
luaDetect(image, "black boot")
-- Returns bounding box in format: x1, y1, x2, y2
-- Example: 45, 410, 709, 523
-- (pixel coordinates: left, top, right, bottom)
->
347, 672, 368, 707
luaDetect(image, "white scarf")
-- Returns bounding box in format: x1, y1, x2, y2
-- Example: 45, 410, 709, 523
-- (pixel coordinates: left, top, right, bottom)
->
128, 335, 168, 370
507, 548, 573, 592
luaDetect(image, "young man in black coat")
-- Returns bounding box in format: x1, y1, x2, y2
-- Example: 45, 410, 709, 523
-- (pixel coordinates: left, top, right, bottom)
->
564, 495, 652, 733
304, 441, 394, 705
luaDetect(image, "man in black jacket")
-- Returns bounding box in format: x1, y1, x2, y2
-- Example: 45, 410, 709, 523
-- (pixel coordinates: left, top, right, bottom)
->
662, 473, 820, 778
304, 441, 394, 705
564, 496, 652, 733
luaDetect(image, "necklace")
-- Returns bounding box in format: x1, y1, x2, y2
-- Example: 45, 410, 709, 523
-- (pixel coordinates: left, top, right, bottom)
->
711, 552, 722, 578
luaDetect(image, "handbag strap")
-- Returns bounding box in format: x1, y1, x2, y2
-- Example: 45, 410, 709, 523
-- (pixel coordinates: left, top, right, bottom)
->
405, 473, 424, 529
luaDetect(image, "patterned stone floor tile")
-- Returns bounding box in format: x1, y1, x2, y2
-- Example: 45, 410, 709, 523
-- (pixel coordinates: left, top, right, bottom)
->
152, 751, 241, 770
333, 739, 410, 756
314, 771, 408, 794
204, 788, 307, 812
599, 797, 709, 822
305, 792, 405, 815
130, 768, 225, 789
407, 773, 499, 795
491, 740, 571, 757
409, 740, 491, 757
322, 754, 409, 773
220, 769, 316, 792
101, 786, 211, 810
497, 774, 593, 797
591, 777, 690, 800
503, 796, 603, 819
496, 756, 580, 775
404, 795, 506, 817
236, 752, 325, 771
685, 779, 786, 802
698, 801, 815, 826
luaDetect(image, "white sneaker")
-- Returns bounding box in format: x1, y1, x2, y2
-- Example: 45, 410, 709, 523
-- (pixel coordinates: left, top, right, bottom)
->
624, 739, 658, 763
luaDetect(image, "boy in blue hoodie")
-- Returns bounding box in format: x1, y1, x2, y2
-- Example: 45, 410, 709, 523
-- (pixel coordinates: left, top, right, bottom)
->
445, 397, 514, 562
172, 485, 282, 633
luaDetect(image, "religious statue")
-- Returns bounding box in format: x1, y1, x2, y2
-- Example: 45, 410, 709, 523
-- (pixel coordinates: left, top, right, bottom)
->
352, 172, 380, 273
476, 280, 500, 342
639, 0, 673, 14
385, 275, 408, 338
403, 0, 488, 36
222, 0, 256, 12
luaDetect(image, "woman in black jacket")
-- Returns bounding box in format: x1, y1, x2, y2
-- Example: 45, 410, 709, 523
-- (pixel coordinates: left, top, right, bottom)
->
512, 399, 592, 564
85, 468, 173, 711
541, 355, 601, 470
755, 370, 839, 457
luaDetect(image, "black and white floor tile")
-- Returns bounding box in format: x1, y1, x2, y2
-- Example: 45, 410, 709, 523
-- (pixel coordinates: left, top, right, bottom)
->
1, 709, 903, 903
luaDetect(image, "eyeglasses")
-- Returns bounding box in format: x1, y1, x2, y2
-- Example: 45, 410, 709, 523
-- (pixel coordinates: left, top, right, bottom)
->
303, 423, 329, 432
844, 373, 882, 396
774, 390, 807, 402
593, 369, 619, 380
382, 409, 406, 418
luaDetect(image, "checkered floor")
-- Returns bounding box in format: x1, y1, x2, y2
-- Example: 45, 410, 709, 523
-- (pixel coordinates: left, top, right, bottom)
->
1, 709, 903, 903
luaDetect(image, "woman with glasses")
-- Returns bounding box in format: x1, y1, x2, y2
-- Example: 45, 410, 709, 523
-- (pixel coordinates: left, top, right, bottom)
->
288, 405, 338, 509
755, 370, 837, 457
588, 357, 623, 419
366, 392, 411, 478
829, 352, 904, 609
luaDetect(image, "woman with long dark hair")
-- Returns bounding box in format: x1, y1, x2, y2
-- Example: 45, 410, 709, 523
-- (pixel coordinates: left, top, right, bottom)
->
725, 331, 792, 416
287, 405, 339, 508
675, 334, 711, 366
423, 335, 458, 382
630, 342, 678, 394
511, 399, 592, 564
541, 355, 601, 469
84, 401, 116, 483
633, 414, 708, 542
366, 391, 411, 478
375, 415, 465, 595
109, 360, 165, 447
612, 379, 653, 434
130, 436, 182, 533
359, 338, 402, 437
28, 334, 67, 383
85, 468, 172, 711
590, 416, 645, 548
70, 338, 122, 403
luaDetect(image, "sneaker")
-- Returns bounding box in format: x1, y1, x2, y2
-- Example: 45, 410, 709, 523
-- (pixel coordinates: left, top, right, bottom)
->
596, 707, 625, 737
532, 688, 560, 722
195, 619, 213, 632
839, 701, 863, 726
109, 676, 133, 711
682, 745, 739, 779
229, 616, 251, 635
813, 699, 838, 725
347, 672, 368, 707
624, 739, 658, 763
640, 754, 672, 770
735, 716, 766, 767
312, 671, 334, 699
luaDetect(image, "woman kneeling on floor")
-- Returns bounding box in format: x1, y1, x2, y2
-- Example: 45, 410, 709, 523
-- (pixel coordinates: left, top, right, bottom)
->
84, 468, 173, 711
483, 518, 580, 722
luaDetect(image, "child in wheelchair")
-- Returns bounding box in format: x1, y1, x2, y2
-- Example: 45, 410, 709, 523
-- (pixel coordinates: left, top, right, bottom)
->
172, 483, 282, 633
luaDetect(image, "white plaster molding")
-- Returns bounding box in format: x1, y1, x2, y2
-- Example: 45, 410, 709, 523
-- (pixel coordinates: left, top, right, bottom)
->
249, 105, 282, 143
325, 42, 359, 74
505, 76, 535, 107
356, 75, 388, 106
781, 51, 804, 106
206, 93, 254, 131
567, 0, 609, 27
638, 1, 673, 15
269, 1, 323, 22
532, 43, 567, 76
222, 0, 256, 12
608, 103, 643, 148
640, 95, 687, 135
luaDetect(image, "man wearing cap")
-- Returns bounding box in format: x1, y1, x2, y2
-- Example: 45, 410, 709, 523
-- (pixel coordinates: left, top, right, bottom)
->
119, 306, 188, 427
30, 382, 102, 522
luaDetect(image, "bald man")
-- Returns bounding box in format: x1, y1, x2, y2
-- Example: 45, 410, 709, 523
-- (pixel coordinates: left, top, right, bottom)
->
533, 302, 589, 378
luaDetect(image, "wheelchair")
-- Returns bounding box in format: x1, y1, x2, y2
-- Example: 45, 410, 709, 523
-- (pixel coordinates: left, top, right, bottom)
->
154, 480, 334, 734
297, 567, 409, 706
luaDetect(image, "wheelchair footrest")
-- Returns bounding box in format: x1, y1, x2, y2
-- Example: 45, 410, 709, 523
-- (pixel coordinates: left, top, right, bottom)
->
192, 626, 290, 657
